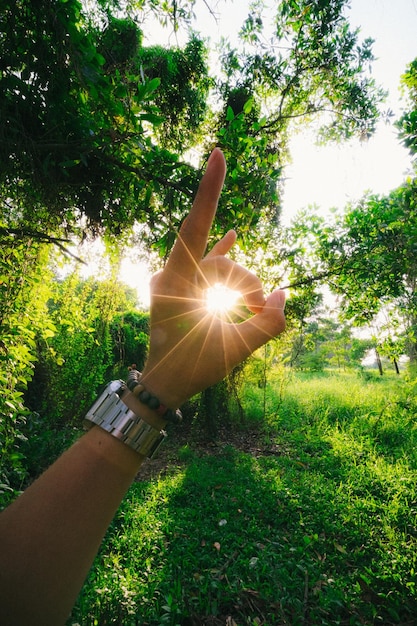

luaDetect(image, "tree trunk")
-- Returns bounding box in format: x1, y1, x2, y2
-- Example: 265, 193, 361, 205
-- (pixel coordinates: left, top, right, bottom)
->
407, 317, 417, 363
375, 348, 383, 376
201, 380, 229, 437
201, 386, 217, 438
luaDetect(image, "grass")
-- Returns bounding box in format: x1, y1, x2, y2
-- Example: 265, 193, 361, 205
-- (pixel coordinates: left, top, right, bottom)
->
68, 370, 417, 625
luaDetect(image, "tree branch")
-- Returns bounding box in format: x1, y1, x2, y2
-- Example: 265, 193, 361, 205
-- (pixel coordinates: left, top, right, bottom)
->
98, 153, 195, 199
0, 227, 86, 264
279, 268, 337, 290
279, 259, 355, 291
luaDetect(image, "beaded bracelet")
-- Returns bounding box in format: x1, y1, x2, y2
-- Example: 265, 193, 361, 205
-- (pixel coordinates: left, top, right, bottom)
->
126, 366, 182, 425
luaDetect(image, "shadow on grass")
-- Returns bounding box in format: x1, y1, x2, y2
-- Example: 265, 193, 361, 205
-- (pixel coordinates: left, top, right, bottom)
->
69, 422, 417, 626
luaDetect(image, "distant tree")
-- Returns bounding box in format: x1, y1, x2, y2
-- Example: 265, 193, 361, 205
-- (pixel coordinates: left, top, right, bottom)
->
310, 181, 417, 362
286, 315, 368, 371
377, 336, 404, 375
110, 310, 150, 377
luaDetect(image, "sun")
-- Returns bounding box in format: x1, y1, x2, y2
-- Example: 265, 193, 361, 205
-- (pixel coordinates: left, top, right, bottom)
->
204, 282, 241, 316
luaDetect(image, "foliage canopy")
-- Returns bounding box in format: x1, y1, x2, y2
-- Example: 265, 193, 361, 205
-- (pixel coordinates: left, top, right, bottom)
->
0, 0, 384, 251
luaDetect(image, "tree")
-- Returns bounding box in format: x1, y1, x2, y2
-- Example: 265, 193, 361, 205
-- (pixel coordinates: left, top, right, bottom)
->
19, 274, 140, 481
0, 0, 389, 489
25, 274, 137, 428
397, 57, 417, 160
207, 0, 385, 245
0, 0, 384, 253
0, 0, 208, 241
110, 310, 150, 377
304, 180, 417, 361
275, 54, 417, 367
0, 241, 55, 505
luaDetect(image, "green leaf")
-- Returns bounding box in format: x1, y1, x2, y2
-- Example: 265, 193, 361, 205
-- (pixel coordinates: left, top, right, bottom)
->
243, 98, 254, 114
148, 77, 161, 90
139, 113, 163, 125
226, 106, 235, 121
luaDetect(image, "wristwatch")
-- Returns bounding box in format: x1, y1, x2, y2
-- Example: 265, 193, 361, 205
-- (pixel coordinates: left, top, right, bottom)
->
83, 380, 167, 458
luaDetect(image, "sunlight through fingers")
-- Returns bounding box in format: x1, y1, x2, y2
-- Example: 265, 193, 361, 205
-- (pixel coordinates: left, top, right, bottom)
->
204, 282, 242, 315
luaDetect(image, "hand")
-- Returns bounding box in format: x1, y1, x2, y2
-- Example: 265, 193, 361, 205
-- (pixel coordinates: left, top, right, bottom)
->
141, 148, 286, 408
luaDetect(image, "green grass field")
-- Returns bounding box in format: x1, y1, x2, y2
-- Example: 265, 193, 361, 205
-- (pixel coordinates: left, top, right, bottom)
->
69, 370, 417, 625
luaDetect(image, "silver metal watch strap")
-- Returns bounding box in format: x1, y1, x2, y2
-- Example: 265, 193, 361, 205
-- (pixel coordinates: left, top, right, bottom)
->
83, 380, 167, 458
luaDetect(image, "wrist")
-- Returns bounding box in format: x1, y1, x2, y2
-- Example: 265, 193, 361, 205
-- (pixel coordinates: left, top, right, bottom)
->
120, 388, 169, 431
83, 425, 145, 476
83, 380, 170, 459
140, 365, 184, 410
126, 366, 182, 424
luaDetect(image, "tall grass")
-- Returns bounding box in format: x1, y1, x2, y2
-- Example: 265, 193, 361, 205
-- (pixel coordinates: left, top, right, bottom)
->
69, 370, 417, 625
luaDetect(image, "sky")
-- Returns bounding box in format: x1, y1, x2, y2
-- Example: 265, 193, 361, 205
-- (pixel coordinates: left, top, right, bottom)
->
118, 0, 417, 304
282, 0, 417, 223
142, 0, 417, 218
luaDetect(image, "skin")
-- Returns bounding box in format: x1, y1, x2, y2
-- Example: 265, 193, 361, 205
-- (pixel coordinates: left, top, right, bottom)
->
141, 148, 286, 407
0, 148, 285, 625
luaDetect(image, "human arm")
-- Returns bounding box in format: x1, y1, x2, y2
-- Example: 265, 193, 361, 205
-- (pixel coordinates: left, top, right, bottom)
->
0, 148, 285, 625
0, 424, 146, 625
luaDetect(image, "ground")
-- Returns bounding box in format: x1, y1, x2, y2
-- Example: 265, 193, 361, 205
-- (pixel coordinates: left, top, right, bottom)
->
135, 422, 283, 625
135, 421, 281, 483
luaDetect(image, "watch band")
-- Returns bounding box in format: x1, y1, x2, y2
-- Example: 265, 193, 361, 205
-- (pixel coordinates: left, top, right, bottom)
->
83, 380, 167, 458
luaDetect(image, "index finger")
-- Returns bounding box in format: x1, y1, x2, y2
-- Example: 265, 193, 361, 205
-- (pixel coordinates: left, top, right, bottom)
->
166, 148, 226, 272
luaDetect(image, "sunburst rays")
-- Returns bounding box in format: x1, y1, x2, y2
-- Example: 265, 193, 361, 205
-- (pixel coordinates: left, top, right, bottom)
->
142, 226, 283, 403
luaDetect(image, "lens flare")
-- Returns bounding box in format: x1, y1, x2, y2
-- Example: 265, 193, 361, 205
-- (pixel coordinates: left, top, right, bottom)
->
205, 282, 241, 315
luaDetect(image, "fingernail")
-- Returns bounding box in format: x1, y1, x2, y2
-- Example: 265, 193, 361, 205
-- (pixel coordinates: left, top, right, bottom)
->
277, 290, 286, 310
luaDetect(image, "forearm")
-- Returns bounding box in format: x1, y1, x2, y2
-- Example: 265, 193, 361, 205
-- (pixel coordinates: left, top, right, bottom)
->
0, 425, 145, 626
